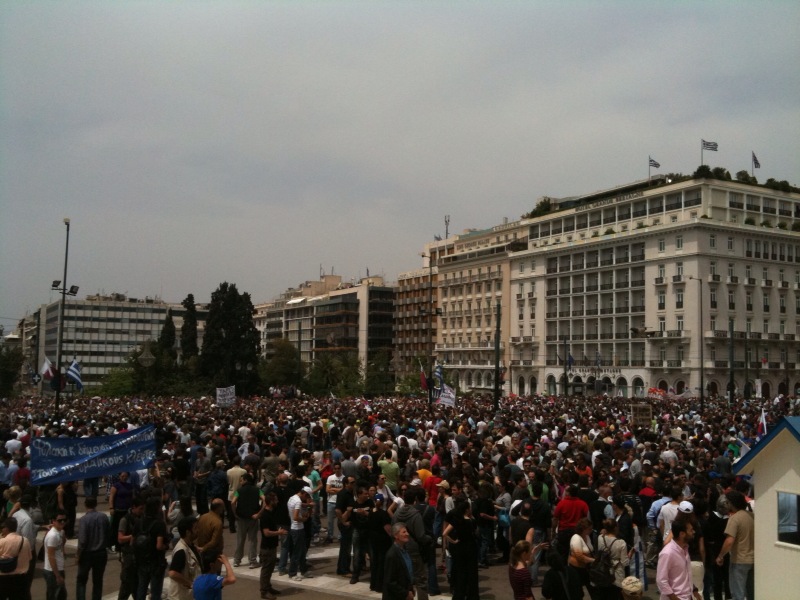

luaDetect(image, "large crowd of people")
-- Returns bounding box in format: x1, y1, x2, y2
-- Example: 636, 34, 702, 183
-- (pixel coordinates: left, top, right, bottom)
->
0, 390, 795, 600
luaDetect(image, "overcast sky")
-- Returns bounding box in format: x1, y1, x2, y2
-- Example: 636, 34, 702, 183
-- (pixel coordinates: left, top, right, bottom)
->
2, 1, 799, 330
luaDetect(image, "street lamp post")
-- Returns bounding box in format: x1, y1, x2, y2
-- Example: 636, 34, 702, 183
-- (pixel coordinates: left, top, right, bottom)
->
53, 218, 75, 417
421, 253, 440, 406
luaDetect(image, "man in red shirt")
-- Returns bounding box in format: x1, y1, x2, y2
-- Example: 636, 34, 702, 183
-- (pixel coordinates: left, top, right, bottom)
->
552, 484, 589, 558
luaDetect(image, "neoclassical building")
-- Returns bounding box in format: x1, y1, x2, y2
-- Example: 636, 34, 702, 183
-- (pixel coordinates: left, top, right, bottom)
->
430, 175, 800, 399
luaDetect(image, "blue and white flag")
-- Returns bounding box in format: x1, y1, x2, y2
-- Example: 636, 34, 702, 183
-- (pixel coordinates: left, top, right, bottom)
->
702, 139, 718, 151
66, 359, 83, 391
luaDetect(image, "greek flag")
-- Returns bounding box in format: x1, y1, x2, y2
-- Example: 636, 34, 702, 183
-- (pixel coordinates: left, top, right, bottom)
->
66, 359, 83, 391
702, 139, 718, 151
752, 152, 760, 169
649, 157, 660, 168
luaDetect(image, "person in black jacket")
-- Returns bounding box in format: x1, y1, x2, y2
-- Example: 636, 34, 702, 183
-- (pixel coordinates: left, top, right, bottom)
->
383, 523, 414, 600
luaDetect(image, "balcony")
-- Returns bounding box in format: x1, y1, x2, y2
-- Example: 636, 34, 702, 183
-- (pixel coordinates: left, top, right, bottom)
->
710, 301, 718, 309
715, 360, 729, 368
728, 276, 739, 284
527, 291, 536, 298
649, 360, 664, 367
546, 311, 557, 318
654, 277, 666, 285
631, 254, 645, 262
763, 279, 773, 287
586, 308, 599, 315
748, 332, 762, 339
559, 288, 570, 295
745, 278, 756, 286
633, 209, 647, 217
769, 361, 781, 369
572, 309, 584, 316
586, 261, 598, 268
768, 333, 780, 340
617, 281, 630, 288
572, 286, 584, 293
780, 281, 790, 288
666, 330, 685, 337
764, 207, 776, 214
729, 201, 744, 209
785, 333, 796, 341
585, 333, 598, 340
600, 307, 615, 314
709, 274, 721, 282
617, 255, 630, 264
672, 275, 683, 283
666, 360, 683, 368
572, 334, 583, 341
600, 332, 614, 339
631, 305, 645, 312
631, 279, 645, 287
586, 284, 599, 292
600, 283, 614, 290
546, 289, 557, 297
600, 258, 614, 267
516, 293, 523, 299
558, 311, 571, 317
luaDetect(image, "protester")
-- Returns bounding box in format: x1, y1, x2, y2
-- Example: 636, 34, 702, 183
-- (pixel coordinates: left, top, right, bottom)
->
165, 517, 201, 600
383, 523, 415, 600
656, 519, 702, 600
715, 491, 754, 600
192, 549, 236, 600
76, 496, 110, 600
258, 491, 286, 600
0, 516, 32, 600
44, 511, 68, 600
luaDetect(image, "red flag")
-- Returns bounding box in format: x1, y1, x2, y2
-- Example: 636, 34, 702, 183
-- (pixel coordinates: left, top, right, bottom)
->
757, 408, 767, 436
420, 365, 428, 391
40, 357, 55, 379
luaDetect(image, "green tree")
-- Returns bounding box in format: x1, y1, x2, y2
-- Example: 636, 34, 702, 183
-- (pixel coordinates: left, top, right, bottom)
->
522, 197, 552, 219
711, 167, 732, 180
180, 294, 199, 360
97, 365, 135, 396
261, 339, 304, 387
693, 165, 713, 178
158, 310, 177, 361
0, 346, 24, 397
305, 351, 363, 397
200, 282, 261, 394
364, 349, 394, 397
735, 170, 758, 184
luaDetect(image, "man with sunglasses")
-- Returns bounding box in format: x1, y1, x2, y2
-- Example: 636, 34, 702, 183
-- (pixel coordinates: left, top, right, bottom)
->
44, 511, 68, 600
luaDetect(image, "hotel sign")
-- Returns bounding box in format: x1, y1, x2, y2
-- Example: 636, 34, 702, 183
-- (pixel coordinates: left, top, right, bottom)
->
575, 190, 643, 212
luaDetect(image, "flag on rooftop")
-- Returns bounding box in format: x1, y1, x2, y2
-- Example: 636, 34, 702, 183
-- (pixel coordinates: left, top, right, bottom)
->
752, 152, 761, 169
66, 359, 83, 392
649, 157, 660, 168
702, 139, 718, 151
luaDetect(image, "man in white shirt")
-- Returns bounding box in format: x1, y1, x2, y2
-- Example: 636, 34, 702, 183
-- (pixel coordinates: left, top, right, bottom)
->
287, 487, 313, 581
44, 511, 67, 600
325, 464, 344, 543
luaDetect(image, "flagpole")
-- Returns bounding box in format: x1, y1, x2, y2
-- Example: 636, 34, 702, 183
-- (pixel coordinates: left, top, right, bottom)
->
55, 218, 71, 418
648, 156, 651, 182
701, 140, 703, 167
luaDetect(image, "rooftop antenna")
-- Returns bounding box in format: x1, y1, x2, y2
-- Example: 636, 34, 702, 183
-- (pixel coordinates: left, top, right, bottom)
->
444, 214, 450, 239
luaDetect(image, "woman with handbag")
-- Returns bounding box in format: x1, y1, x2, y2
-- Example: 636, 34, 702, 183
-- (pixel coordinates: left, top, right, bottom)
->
567, 518, 595, 600
0, 516, 32, 600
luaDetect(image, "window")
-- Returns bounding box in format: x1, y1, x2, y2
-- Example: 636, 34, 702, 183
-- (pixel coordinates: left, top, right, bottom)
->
746, 318, 752, 333
658, 291, 666, 309
728, 263, 735, 278
658, 239, 666, 252
710, 317, 717, 331
678, 346, 685, 361
710, 261, 717, 275
676, 291, 684, 308
518, 262, 524, 273
729, 291, 735, 308
658, 264, 666, 279
677, 263, 684, 276
778, 491, 800, 546
530, 260, 536, 273
763, 267, 769, 281
779, 269, 785, 283
746, 265, 752, 279
659, 317, 666, 332
780, 320, 786, 334
710, 235, 716, 249
763, 321, 769, 334
677, 316, 684, 330
676, 235, 683, 250
728, 237, 734, 251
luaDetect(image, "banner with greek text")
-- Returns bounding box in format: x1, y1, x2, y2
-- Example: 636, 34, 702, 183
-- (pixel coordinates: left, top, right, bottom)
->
30, 425, 156, 485
436, 383, 456, 407
216, 385, 236, 407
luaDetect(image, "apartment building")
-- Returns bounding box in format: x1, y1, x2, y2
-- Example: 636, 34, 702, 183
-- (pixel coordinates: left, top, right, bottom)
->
393, 262, 438, 379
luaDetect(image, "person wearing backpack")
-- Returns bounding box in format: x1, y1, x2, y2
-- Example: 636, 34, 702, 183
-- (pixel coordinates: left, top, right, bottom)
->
134, 496, 169, 600
594, 519, 628, 599
566, 518, 595, 600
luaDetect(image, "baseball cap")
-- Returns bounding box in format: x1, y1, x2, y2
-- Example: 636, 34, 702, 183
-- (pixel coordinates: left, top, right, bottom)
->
642, 459, 652, 465
302, 486, 313, 494
678, 500, 694, 513
374, 493, 385, 503
215, 460, 225, 468
436, 480, 450, 490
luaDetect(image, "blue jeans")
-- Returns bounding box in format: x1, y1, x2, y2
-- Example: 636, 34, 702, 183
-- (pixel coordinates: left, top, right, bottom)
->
337, 525, 353, 574
478, 524, 493, 565
729, 562, 754, 600
529, 529, 545, 584
326, 502, 337, 539
278, 533, 292, 573
352, 530, 370, 580
76, 549, 108, 600
289, 528, 308, 576
44, 569, 67, 600
136, 562, 165, 600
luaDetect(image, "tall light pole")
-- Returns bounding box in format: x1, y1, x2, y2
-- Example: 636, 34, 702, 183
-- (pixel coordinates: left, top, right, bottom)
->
689, 276, 705, 413
421, 254, 435, 406
55, 218, 71, 417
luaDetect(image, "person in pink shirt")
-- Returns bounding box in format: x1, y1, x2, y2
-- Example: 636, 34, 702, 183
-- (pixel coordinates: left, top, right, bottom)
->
656, 519, 702, 600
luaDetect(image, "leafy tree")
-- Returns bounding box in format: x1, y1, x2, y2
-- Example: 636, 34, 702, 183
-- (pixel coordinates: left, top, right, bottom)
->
364, 349, 394, 397
305, 351, 363, 397
180, 294, 199, 360
0, 346, 24, 397
693, 165, 713, 178
97, 365, 135, 397
200, 282, 261, 394
158, 310, 177, 360
522, 197, 552, 219
735, 170, 758, 184
711, 167, 732, 180
261, 339, 304, 387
